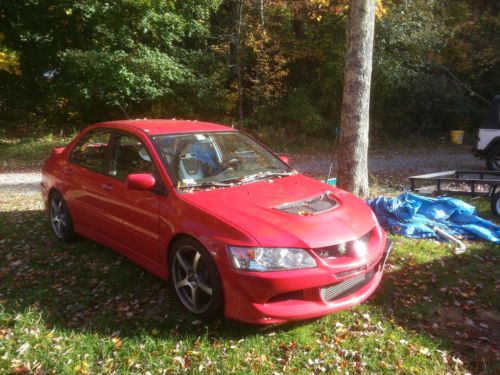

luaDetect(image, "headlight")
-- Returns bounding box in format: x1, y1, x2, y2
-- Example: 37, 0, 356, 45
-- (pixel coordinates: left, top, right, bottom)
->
227, 246, 317, 271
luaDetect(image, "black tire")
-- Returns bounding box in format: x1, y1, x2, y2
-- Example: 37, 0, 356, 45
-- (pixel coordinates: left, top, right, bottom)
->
169, 237, 223, 320
491, 192, 500, 216
486, 144, 500, 171
48, 191, 75, 241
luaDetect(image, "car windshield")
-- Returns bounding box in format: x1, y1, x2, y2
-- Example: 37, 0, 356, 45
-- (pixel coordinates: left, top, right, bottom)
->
151, 131, 294, 188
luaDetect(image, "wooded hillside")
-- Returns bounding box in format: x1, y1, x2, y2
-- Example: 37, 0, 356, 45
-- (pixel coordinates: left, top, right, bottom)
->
1, 0, 498, 136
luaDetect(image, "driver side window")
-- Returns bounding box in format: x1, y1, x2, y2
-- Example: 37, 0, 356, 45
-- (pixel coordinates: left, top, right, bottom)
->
111, 133, 155, 180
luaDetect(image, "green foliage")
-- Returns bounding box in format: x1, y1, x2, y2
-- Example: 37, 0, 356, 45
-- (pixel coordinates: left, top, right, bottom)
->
370, 0, 497, 135
58, 48, 184, 105
256, 88, 328, 133
0, 0, 498, 136
1, 0, 223, 127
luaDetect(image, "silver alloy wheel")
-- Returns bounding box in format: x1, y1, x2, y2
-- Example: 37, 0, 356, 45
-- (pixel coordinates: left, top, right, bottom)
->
172, 245, 213, 314
50, 195, 68, 239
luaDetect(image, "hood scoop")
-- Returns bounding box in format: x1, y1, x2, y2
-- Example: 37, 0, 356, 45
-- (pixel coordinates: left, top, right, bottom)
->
273, 192, 338, 216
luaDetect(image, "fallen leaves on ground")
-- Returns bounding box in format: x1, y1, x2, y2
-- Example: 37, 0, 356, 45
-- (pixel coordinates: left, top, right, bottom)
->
1, 192, 498, 374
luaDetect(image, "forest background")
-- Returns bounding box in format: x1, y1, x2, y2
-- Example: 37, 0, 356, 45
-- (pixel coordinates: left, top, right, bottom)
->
1, 0, 499, 140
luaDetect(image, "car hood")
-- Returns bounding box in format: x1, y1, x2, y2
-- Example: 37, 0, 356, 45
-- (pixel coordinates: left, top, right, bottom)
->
179, 174, 376, 248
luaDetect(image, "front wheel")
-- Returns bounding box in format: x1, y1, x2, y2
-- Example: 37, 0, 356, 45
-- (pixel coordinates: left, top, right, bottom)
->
486, 144, 500, 171
49, 191, 75, 241
169, 238, 223, 320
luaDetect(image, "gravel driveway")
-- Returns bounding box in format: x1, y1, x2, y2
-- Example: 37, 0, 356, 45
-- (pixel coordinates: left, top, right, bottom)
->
291, 143, 483, 179
0, 172, 42, 195
0, 144, 484, 194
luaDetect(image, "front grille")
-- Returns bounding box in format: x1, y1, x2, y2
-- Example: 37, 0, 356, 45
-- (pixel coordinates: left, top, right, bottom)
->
320, 269, 375, 302
314, 230, 372, 260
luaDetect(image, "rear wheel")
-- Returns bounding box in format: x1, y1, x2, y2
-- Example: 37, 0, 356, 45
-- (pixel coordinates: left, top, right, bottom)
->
49, 191, 75, 241
490, 192, 500, 216
486, 144, 500, 170
169, 238, 223, 320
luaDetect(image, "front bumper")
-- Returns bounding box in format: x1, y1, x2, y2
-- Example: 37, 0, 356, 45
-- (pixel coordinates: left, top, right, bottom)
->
222, 237, 392, 324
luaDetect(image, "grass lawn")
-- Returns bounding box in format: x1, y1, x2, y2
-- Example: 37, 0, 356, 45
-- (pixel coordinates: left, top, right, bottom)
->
0, 133, 498, 374
0, 134, 75, 171
0, 191, 498, 374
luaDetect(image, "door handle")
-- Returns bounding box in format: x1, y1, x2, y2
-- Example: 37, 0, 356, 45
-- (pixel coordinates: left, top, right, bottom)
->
62, 168, 74, 176
101, 183, 115, 191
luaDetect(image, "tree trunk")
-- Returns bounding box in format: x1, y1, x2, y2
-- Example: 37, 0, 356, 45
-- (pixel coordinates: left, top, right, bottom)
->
336, 0, 376, 197
252, 0, 265, 115
236, 1, 244, 124
259, 0, 265, 28
228, 0, 245, 124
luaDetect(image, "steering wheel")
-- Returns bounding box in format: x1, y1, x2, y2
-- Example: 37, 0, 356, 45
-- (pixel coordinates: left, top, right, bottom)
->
221, 158, 240, 173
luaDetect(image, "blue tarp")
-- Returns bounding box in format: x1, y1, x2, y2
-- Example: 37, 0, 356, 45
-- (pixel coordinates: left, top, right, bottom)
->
367, 193, 500, 243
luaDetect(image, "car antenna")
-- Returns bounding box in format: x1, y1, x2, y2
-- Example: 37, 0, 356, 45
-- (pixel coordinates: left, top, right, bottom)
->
326, 126, 340, 183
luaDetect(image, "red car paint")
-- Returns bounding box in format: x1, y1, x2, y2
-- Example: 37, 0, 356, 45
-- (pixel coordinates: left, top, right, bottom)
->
41, 120, 390, 324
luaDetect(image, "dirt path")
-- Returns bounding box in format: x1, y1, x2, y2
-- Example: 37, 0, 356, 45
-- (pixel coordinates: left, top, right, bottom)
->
0, 172, 41, 195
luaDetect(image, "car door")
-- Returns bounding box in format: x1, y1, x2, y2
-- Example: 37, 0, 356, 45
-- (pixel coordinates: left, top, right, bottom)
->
64, 128, 116, 235
95, 131, 161, 263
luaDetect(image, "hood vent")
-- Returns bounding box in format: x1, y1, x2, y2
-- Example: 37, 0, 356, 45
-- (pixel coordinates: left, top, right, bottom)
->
273, 192, 337, 216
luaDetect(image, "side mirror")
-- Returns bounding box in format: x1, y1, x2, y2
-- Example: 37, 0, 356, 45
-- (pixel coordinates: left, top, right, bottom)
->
126, 173, 156, 190
279, 155, 289, 164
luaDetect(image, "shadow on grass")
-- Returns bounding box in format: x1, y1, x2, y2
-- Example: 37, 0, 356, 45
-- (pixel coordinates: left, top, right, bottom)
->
0, 208, 312, 340
371, 244, 499, 373
1, 208, 498, 372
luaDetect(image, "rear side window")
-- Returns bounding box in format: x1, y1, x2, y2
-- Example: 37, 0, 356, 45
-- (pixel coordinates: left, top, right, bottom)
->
69, 130, 112, 173
110, 133, 155, 180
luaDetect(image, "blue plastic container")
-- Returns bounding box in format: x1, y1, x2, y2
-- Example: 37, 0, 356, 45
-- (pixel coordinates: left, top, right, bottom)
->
323, 177, 337, 186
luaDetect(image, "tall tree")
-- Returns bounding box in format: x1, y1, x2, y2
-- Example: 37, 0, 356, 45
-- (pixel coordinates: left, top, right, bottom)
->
1, 0, 223, 124
336, 0, 376, 197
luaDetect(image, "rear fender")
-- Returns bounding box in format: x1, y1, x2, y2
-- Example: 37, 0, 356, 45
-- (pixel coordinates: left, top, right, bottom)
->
485, 137, 500, 152
478, 130, 500, 152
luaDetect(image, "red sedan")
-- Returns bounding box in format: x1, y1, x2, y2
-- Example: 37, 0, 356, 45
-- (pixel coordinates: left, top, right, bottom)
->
41, 120, 391, 324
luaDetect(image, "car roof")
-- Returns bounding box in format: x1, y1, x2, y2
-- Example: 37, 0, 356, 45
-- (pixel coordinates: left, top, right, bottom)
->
91, 119, 234, 135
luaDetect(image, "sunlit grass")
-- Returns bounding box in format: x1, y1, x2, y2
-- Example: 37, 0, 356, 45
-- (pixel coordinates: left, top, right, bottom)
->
0, 134, 74, 171
1, 193, 498, 374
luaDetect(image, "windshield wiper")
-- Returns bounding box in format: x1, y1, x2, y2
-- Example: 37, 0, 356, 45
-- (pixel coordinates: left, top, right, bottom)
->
242, 170, 296, 183
216, 171, 295, 185
180, 181, 233, 189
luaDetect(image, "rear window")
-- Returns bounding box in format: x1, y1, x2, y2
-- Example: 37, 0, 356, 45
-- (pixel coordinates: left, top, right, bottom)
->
69, 130, 112, 173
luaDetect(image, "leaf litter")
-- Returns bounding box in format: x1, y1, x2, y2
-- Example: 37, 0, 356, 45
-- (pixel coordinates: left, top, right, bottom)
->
0, 183, 498, 374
